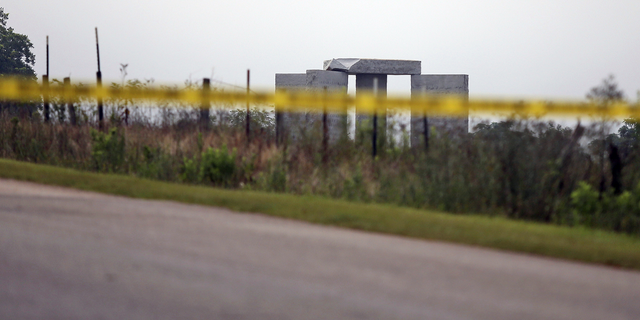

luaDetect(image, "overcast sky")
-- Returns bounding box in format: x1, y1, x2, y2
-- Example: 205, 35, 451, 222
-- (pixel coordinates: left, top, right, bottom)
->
3, 0, 639, 100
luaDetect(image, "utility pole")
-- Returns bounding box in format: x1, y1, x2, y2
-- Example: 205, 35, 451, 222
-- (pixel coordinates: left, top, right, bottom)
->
43, 36, 50, 123
95, 28, 104, 128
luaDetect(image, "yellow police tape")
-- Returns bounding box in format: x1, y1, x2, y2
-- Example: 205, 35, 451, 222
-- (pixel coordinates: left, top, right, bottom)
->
1, 77, 639, 118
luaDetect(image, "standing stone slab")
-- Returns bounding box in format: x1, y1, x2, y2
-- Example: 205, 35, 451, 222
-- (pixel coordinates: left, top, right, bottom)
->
355, 74, 388, 130
275, 73, 307, 89
275, 71, 348, 144
306, 70, 349, 143
323, 58, 421, 75
355, 74, 388, 95
306, 70, 348, 88
275, 74, 306, 143
324, 59, 420, 144
410, 75, 469, 147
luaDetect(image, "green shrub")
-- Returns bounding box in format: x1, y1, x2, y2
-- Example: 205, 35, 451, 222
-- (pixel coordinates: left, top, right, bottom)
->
90, 128, 125, 172
180, 155, 200, 183
571, 181, 602, 226
240, 155, 256, 182
199, 145, 236, 186
571, 181, 640, 234
267, 164, 287, 192
136, 145, 176, 180
343, 165, 367, 201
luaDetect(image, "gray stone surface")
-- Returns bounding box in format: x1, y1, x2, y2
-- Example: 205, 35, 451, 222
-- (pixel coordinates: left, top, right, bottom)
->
324, 58, 421, 75
355, 74, 388, 135
275, 73, 307, 89
306, 70, 349, 143
275, 74, 306, 144
355, 74, 388, 95
411, 74, 469, 94
410, 75, 469, 147
277, 60, 470, 148
306, 70, 348, 88
275, 72, 349, 144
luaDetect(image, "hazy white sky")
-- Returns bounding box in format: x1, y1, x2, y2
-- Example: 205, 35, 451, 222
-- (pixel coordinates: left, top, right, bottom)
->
3, 0, 640, 99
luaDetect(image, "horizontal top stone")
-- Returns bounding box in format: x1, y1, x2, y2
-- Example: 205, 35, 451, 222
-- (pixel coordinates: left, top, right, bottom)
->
323, 58, 421, 75
306, 70, 348, 89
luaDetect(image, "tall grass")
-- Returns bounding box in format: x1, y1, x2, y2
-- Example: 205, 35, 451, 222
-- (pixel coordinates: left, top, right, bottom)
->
1, 97, 640, 236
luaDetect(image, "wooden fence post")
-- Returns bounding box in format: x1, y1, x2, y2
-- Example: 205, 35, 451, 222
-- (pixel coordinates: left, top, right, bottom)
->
43, 36, 50, 123
322, 86, 328, 164
423, 116, 429, 151
200, 78, 211, 127
275, 111, 282, 146
246, 69, 251, 142
42, 75, 50, 123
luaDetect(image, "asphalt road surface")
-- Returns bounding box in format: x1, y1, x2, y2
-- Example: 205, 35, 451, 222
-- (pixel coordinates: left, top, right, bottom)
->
1, 179, 640, 320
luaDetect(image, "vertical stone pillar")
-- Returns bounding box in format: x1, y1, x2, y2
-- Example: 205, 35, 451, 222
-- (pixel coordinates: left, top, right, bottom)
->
275, 73, 306, 144
322, 59, 421, 146
411, 75, 469, 147
355, 74, 387, 143
306, 70, 348, 143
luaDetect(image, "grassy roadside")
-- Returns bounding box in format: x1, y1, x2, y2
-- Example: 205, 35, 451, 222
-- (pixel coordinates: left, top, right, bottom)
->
2, 157, 640, 270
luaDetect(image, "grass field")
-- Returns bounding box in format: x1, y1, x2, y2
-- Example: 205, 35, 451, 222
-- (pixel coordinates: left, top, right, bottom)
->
2, 157, 640, 270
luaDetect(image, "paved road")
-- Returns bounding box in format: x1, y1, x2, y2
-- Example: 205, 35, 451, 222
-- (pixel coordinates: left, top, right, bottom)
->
1, 179, 639, 320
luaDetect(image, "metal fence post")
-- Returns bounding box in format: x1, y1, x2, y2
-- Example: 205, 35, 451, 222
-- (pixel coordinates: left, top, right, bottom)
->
246, 69, 251, 142
95, 28, 104, 128
372, 77, 378, 158
201, 78, 211, 127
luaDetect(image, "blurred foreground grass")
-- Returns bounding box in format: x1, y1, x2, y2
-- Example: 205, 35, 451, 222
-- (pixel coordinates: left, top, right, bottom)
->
1, 157, 640, 270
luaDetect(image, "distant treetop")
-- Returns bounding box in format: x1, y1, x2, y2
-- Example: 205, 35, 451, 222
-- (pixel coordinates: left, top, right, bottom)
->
586, 75, 625, 104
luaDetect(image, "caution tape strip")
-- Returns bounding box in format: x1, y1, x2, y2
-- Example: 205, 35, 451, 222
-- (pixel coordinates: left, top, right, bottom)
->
1, 77, 639, 118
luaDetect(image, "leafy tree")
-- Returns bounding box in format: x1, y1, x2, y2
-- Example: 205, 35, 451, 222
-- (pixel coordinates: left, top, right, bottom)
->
613, 118, 640, 189
618, 91, 640, 146
586, 74, 625, 105
586, 75, 626, 195
619, 118, 640, 142
0, 7, 36, 80
229, 107, 276, 137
